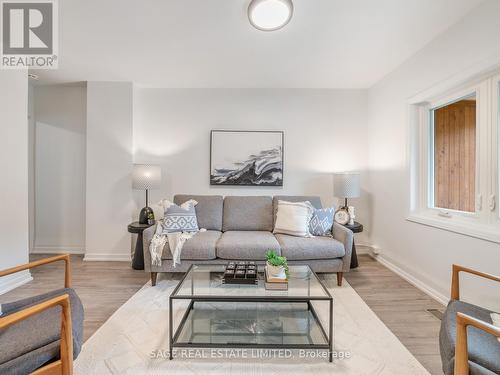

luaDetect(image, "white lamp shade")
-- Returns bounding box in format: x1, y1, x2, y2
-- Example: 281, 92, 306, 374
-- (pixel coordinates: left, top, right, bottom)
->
132, 164, 161, 190
333, 172, 360, 198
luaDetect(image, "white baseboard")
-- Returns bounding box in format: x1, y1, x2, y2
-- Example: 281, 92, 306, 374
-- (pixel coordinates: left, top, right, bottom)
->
0, 270, 33, 295
355, 243, 372, 254
363, 247, 448, 306
31, 246, 85, 255
83, 253, 131, 262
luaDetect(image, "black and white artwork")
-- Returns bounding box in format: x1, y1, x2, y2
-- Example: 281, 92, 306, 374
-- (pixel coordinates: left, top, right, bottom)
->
210, 130, 284, 186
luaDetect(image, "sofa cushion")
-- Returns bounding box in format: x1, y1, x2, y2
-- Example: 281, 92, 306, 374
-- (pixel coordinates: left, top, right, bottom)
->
174, 195, 223, 231
439, 300, 500, 375
217, 231, 281, 260
161, 230, 221, 260
275, 234, 345, 260
222, 196, 273, 231
0, 288, 84, 375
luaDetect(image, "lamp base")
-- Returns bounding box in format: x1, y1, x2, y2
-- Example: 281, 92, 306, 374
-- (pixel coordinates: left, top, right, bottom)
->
340, 197, 349, 210
139, 207, 154, 224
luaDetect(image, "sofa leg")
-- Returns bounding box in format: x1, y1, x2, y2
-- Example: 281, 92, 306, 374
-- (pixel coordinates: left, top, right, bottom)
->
337, 272, 343, 287
151, 272, 158, 286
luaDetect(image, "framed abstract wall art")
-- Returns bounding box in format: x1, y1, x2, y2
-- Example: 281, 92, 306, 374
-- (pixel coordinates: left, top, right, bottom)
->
210, 130, 284, 186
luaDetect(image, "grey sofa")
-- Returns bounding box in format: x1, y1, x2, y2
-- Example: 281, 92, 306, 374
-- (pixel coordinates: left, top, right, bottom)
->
143, 195, 353, 287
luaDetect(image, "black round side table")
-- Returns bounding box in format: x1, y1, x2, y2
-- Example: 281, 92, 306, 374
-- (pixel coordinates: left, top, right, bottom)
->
341, 221, 363, 269
128, 221, 154, 270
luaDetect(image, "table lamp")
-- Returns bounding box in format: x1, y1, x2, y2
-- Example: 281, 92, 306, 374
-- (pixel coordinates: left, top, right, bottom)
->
132, 164, 161, 224
333, 172, 360, 209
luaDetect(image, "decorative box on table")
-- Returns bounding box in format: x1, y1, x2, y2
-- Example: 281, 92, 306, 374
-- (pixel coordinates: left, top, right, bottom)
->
222, 261, 258, 285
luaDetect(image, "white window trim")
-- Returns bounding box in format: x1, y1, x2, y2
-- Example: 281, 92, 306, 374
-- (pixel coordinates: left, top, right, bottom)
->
407, 69, 500, 244
491, 73, 500, 223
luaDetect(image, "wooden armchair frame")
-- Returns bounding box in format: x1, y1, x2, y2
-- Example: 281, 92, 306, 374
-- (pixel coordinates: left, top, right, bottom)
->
0, 254, 73, 375
450, 264, 500, 375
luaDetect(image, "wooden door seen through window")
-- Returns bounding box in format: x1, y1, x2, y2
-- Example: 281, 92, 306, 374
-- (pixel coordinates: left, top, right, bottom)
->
432, 96, 476, 213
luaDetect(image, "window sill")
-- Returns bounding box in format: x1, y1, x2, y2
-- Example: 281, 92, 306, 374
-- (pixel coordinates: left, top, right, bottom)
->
406, 213, 500, 244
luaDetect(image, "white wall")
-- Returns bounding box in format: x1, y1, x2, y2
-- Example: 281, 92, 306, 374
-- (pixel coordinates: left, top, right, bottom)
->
133, 88, 370, 243
85, 82, 134, 261
33, 84, 87, 254
0, 70, 31, 294
367, 0, 500, 310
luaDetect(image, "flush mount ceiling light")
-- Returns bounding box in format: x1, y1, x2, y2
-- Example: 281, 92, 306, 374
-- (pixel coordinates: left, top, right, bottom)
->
248, 0, 293, 31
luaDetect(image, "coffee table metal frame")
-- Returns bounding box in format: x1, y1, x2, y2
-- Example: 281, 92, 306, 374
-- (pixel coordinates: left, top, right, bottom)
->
169, 264, 334, 362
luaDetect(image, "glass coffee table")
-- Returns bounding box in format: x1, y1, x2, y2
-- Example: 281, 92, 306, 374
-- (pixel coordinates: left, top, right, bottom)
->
169, 264, 333, 361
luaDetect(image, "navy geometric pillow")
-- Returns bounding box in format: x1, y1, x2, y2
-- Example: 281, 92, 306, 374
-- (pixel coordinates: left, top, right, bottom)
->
309, 207, 335, 236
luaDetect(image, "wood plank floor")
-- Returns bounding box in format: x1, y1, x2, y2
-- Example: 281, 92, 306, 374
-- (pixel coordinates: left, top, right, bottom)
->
345, 256, 443, 375
0, 254, 444, 374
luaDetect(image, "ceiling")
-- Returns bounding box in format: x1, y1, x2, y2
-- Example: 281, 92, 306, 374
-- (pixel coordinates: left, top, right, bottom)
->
34, 0, 484, 88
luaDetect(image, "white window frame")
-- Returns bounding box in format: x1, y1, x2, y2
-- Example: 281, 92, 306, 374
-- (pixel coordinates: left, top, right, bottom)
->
408, 72, 500, 243
491, 73, 500, 223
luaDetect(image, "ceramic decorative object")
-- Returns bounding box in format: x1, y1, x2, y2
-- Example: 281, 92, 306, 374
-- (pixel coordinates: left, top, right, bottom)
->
348, 206, 355, 226
266, 262, 285, 277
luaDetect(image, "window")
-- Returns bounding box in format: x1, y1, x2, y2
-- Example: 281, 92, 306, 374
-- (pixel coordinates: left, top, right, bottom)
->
409, 72, 500, 243
430, 95, 476, 213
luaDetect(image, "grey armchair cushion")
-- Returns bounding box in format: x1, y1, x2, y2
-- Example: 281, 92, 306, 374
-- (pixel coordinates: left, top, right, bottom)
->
217, 231, 281, 259
0, 288, 84, 375
439, 300, 500, 375
161, 230, 221, 260
275, 234, 345, 260
222, 196, 273, 232
174, 195, 223, 231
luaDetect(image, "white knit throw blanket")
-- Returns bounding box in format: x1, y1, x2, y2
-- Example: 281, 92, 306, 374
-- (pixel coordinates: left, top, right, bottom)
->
149, 224, 205, 267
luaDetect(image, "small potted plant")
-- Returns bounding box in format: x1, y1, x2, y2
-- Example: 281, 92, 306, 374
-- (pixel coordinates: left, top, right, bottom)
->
266, 250, 288, 278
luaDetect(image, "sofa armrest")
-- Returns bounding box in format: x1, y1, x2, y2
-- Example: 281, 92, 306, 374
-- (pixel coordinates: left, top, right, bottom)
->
142, 224, 157, 272
332, 223, 353, 272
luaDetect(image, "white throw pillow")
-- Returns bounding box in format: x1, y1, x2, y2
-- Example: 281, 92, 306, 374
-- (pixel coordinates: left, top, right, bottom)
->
273, 200, 314, 237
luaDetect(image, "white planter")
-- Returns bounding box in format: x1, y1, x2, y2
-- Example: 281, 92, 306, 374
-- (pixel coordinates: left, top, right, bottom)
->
266, 262, 285, 277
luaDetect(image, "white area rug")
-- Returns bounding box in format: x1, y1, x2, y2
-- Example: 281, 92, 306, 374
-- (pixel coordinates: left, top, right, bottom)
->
75, 276, 429, 374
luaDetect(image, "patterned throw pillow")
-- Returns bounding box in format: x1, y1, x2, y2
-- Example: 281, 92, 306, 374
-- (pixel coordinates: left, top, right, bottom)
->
309, 207, 335, 236
159, 199, 199, 233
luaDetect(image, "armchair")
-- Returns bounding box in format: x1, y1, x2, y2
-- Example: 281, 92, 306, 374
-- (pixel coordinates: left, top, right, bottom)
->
439, 264, 500, 375
0, 255, 84, 375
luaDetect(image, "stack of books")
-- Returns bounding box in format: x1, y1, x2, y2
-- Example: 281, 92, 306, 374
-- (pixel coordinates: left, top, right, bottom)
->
264, 266, 288, 290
